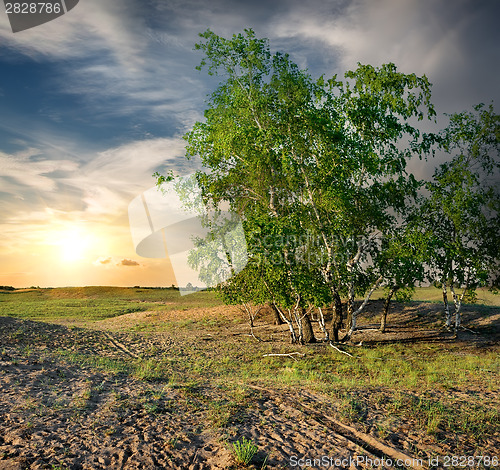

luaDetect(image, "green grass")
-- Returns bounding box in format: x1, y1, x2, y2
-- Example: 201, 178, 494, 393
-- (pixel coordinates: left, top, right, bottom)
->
54, 350, 131, 375
0, 298, 154, 322
1, 285, 497, 324
0, 285, 221, 303
383, 391, 500, 440
233, 342, 500, 392
45, 333, 498, 444
0, 287, 222, 322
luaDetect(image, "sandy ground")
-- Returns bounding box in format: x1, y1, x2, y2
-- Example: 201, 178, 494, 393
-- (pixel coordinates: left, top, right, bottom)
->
0, 300, 499, 469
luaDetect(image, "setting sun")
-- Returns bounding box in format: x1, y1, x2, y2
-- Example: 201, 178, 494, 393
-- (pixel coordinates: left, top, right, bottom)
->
57, 228, 89, 262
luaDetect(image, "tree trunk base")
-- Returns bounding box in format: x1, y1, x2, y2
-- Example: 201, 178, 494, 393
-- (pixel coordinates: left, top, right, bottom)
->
301, 309, 316, 343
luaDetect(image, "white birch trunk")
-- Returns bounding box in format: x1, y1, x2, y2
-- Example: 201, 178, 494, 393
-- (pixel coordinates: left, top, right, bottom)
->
450, 284, 469, 334
274, 303, 297, 343
346, 282, 355, 333
292, 307, 303, 343
241, 303, 264, 341
317, 307, 329, 341
442, 281, 452, 329
348, 276, 383, 337
345, 241, 365, 336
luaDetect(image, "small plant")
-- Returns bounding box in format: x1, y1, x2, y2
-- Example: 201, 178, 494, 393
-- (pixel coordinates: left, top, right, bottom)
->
142, 401, 159, 414
426, 413, 442, 435
232, 437, 258, 466
337, 394, 367, 422
166, 436, 178, 449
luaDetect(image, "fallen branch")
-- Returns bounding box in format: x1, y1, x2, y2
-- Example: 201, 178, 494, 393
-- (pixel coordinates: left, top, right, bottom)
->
329, 343, 354, 357
244, 332, 263, 342
103, 332, 138, 358
460, 325, 479, 335
263, 352, 305, 361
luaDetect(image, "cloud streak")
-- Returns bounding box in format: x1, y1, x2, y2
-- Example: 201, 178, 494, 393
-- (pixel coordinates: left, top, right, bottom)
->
0, 136, 194, 218
0, 0, 206, 134
0, 148, 79, 193
0, 0, 148, 64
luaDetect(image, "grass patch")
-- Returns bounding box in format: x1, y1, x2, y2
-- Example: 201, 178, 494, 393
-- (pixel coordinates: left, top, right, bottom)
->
0, 298, 155, 322
232, 437, 258, 466
385, 392, 500, 440
0, 287, 222, 323
54, 350, 130, 375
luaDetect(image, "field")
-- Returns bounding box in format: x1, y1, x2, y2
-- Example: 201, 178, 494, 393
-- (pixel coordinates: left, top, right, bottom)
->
0, 286, 499, 469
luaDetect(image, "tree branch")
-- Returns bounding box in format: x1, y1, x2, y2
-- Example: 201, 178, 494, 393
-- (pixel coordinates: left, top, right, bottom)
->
263, 352, 305, 360
329, 343, 354, 357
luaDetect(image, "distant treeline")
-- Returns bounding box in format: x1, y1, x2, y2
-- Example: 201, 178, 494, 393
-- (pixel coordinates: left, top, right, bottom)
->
0, 286, 15, 291
133, 286, 178, 290
133, 285, 214, 292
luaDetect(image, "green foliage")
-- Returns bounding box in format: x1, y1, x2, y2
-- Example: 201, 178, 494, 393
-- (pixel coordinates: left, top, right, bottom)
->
170, 29, 438, 321
462, 288, 478, 304
423, 103, 500, 293
394, 286, 414, 303
232, 437, 258, 466
375, 220, 429, 293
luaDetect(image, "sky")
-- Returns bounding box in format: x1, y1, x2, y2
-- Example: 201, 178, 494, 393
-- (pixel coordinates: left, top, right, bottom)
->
0, 0, 499, 288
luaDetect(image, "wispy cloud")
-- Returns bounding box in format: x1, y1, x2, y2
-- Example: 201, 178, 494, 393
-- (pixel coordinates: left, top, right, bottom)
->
75, 137, 198, 216
0, 0, 148, 64
0, 148, 79, 193
0, 0, 206, 131
0, 136, 194, 217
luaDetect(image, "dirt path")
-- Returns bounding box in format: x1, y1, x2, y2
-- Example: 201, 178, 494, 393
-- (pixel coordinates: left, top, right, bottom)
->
0, 346, 427, 470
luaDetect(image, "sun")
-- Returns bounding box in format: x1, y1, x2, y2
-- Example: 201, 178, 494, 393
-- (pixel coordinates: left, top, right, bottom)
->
57, 228, 89, 262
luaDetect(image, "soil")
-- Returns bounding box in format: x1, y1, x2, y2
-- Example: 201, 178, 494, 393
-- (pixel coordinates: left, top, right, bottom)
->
0, 300, 498, 469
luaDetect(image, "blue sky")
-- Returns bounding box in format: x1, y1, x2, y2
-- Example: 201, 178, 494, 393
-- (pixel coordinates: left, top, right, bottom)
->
0, 0, 499, 287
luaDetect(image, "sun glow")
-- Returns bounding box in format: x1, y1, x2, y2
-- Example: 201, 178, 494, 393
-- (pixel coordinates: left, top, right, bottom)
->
57, 228, 90, 262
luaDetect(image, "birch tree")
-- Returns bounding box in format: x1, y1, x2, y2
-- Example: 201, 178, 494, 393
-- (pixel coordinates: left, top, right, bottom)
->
168, 29, 437, 343
422, 104, 500, 334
